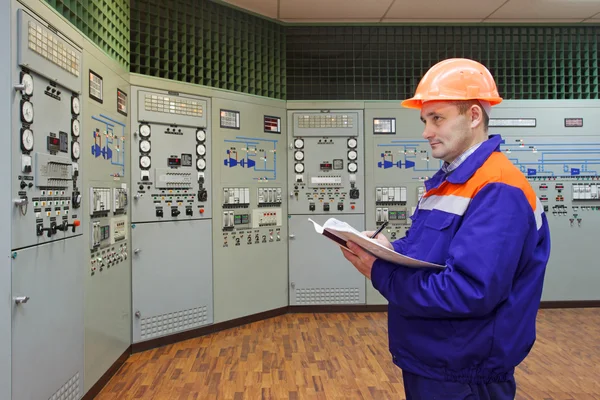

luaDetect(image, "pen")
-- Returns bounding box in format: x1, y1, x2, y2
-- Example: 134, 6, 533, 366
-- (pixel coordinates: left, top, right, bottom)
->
370, 221, 388, 238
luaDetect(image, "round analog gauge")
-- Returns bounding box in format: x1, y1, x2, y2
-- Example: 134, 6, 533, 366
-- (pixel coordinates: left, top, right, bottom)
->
196, 129, 206, 142
71, 119, 80, 137
21, 73, 33, 96
294, 163, 304, 173
21, 128, 34, 152
196, 144, 206, 156
347, 138, 357, 148
71, 96, 80, 115
71, 141, 80, 159
294, 151, 304, 161
294, 139, 304, 149
139, 140, 151, 153
348, 150, 358, 160
197, 159, 206, 170
139, 124, 151, 138
21, 101, 33, 123
348, 162, 357, 173
140, 155, 151, 169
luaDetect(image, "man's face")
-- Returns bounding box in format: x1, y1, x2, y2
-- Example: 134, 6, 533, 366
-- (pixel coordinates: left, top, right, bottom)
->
419, 101, 475, 164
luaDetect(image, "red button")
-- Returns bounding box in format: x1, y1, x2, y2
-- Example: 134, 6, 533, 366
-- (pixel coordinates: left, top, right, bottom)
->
199, 208, 204, 214
351, 205, 355, 210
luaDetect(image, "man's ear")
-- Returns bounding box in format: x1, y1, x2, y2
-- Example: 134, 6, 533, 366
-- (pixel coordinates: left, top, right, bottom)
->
470, 104, 483, 129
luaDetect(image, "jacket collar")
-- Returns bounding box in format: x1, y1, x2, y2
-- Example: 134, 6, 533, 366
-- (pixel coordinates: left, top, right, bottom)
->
425, 135, 503, 190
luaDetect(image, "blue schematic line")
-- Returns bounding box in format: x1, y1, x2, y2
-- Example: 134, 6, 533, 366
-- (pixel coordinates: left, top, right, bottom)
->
91, 114, 126, 177
376, 142, 439, 172
223, 136, 278, 180
502, 142, 600, 176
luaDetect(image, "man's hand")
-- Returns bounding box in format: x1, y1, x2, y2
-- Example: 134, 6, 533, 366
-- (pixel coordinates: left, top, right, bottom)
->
341, 241, 378, 280
363, 231, 393, 250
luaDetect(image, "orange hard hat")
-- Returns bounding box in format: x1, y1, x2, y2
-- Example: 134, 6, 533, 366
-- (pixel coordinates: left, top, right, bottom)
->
401, 58, 502, 109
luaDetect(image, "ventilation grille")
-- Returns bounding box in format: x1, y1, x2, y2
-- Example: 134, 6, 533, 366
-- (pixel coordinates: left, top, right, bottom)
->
295, 288, 360, 305
140, 306, 209, 339
144, 94, 203, 117
49, 372, 80, 400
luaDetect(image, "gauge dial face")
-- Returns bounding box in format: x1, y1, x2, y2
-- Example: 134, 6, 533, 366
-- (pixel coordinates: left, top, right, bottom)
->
348, 150, 357, 160
140, 155, 151, 169
21, 101, 34, 123
294, 163, 304, 173
21, 73, 33, 96
196, 129, 206, 142
139, 124, 150, 138
197, 159, 206, 170
71, 96, 80, 115
140, 140, 151, 152
294, 139, 304, 149
347, 138, 357, 148
21, 128, 34, 151
71, 141, 80, 159
71, 119, 80, 137
294, 151, 304, 161
348, 162, 357, 173
196, 144, 206, 156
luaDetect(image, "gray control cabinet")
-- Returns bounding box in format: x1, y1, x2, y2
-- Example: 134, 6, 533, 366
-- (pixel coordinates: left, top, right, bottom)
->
1, 0, 11, 397
287, 109, 366, 305
131, 87, 213, 341
364, 104, 429, 304
10, 4, 85, 399
211, 97, 288, 323
490, 100, 600, 301
81, 43, 131, 392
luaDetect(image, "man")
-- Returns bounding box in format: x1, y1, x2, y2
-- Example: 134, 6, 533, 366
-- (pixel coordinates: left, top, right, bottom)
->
342, 58, 551, 399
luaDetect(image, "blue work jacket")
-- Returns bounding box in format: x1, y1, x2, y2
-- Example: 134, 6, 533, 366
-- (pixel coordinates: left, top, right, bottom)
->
371, 134, 551, 384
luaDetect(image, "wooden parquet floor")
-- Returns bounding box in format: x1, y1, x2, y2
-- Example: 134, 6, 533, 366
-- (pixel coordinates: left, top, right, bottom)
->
96, 308, 600, 399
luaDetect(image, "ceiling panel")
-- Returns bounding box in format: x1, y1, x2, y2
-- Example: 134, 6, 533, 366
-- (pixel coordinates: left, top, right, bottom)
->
489, 0, 600, 19
386, 0, 507, 19
221, 0, 279, 19
280, 0, 394, 20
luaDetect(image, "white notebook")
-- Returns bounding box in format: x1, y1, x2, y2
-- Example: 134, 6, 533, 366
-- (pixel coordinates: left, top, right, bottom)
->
309, 217, 444, 269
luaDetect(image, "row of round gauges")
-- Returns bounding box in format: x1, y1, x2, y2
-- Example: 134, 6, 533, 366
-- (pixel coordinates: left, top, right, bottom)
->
292, 137, 358, 173
138, 124, 152, 170
71, 94, 81, 161
196, 128, 207, 171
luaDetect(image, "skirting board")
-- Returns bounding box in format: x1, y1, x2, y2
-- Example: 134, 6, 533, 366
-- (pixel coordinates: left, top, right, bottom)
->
82, 346, 131, 400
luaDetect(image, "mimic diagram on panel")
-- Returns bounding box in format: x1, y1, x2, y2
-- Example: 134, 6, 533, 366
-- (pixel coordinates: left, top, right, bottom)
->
91, 113, 126, 178
223, 136, 278, 181
501, 138, 600, 178
376, 140, 442, 178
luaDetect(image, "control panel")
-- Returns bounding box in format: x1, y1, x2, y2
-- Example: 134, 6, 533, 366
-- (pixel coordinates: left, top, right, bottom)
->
288, 111, 365, 215
131, 89, 211, 222
215, 107, 287, 250
11, 9, 83, 249
364, 106, 431, 242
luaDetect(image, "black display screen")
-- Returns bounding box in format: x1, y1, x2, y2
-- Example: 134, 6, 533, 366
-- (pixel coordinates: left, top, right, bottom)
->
320, 163, 332, 170
168, 157, 181, 166
47, 136, 60, 152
